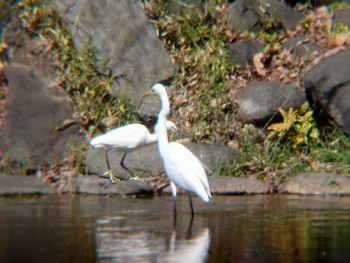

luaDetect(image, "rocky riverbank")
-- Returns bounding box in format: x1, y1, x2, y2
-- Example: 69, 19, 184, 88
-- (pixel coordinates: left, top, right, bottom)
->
1, 172, 350, 196
1, 0, 350, 196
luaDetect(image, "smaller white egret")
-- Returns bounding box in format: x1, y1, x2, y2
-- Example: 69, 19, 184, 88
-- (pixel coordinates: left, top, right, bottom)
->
143, 83, 211, 217
90, 121, 178, 182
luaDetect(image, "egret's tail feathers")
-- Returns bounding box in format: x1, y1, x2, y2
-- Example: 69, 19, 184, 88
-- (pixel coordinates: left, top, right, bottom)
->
201, 194, 211, 203
198, 188, 212, 203
89, 137, 100, 147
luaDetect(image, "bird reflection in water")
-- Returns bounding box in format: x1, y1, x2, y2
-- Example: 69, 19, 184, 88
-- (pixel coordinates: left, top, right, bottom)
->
161, 228, 210, 263
96, 216, 210, 262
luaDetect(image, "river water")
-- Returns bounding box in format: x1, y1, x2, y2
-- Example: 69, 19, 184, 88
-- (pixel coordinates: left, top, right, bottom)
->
0, 194, 350, 263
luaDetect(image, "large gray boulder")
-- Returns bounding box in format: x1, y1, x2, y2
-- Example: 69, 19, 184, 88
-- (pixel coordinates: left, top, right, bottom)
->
236, 81, 306, 126
0, 63, 84, 171
303, 48, 350, 135
86, 141, 238, 179
227, 0, 304, 33
54, 0, 176, 116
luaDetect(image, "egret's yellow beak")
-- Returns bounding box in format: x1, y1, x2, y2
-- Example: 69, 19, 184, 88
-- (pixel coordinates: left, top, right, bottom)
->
142, 89, 152, 97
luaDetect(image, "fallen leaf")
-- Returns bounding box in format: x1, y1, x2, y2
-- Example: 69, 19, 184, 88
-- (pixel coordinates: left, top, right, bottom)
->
253, 53, 266, 76
332, 34, 347, 47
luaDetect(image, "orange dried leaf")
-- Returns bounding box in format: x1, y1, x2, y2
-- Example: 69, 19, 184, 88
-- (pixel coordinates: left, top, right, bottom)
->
253, 53, 266, 76
332, 34, 347, 47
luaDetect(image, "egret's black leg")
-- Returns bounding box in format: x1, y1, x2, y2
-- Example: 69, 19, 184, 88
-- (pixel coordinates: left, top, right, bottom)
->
186, 200, 194, 239
173, 197, 177, 227
189, 194, 194, 220
174, 197, 177, 217
120, 152, 132, 175
99, 149, 120, 183
105, 149, 111, 170
120, 152, 142, 181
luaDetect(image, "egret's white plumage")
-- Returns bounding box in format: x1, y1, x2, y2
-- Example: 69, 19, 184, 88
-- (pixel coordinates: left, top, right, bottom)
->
160, 140, 211, 202
145, 83, 211, 216
90, 120, 178, 182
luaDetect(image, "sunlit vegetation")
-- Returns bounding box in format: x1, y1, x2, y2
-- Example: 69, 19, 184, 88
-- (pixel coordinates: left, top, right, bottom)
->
142, 0, 350, 182
17, 0, 139, 138
0, 0, 349, 180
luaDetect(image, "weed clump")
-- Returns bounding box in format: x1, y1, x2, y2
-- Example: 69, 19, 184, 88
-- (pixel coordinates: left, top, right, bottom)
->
17, 0, 139, 138
143, 0, 237, 142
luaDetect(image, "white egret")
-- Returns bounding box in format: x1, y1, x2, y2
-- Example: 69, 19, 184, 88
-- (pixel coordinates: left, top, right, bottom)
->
90, 120, 178, 182
143, 83, 212, 217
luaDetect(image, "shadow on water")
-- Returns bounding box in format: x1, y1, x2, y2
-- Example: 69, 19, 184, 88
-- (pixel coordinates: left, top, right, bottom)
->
1, 194, 350, 262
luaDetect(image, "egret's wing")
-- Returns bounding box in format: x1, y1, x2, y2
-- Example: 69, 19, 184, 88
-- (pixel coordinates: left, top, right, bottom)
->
197, 160, 213, 176
175, 144, 210, 194
163, 142, 211, 201
90, 124, 149, 150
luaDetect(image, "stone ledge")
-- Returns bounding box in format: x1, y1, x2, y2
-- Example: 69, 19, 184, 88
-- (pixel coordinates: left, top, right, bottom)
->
2, 173, 350, 196
61, 176, 154, 195
0, 175, 154, 196
161, 176, 270, 195
0, 175, 56, 195
279, 173, 350, 196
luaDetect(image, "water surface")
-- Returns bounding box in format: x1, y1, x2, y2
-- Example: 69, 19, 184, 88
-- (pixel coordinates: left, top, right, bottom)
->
0, 194, 350, 262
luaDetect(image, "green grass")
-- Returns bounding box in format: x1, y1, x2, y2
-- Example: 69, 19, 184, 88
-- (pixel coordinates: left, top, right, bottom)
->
216, 124, 349, 186
144, 0, 236, 142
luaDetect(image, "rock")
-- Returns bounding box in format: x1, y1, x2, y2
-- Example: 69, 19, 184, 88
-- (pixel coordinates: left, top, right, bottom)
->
162, 176, 270, 195
303, 48, 350, 135
0, 176, 56, 195
279, 173, 350, 195
61, 176, 154, 195
333, 7, 350, 29
284, 0, 345, 7
227, 0, 261, 32
181, 142, 239, 171
261, 0, 304, 30
0, 63, 84, 171
285, 37, 323, 58
236, 81, 306, 126
54, 0, 176, 116
86, 147, 134, 180
208, 176, 270, 194
226, 40, 265, 67
86, 141, 238, 178
226, 0, 304, 33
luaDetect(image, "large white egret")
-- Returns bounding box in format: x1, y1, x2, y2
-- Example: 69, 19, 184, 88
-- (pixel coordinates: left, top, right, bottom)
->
143, 83, 212, 217
90, 121, 178, 182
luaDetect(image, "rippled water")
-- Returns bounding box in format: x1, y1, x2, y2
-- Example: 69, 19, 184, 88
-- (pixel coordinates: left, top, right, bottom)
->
0, 194, 350, 263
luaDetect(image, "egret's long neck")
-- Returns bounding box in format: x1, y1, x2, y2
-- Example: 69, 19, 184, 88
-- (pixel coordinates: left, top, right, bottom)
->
154, 84, 171, 157
156, 114, 169, 158
158, 88, 170, 117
